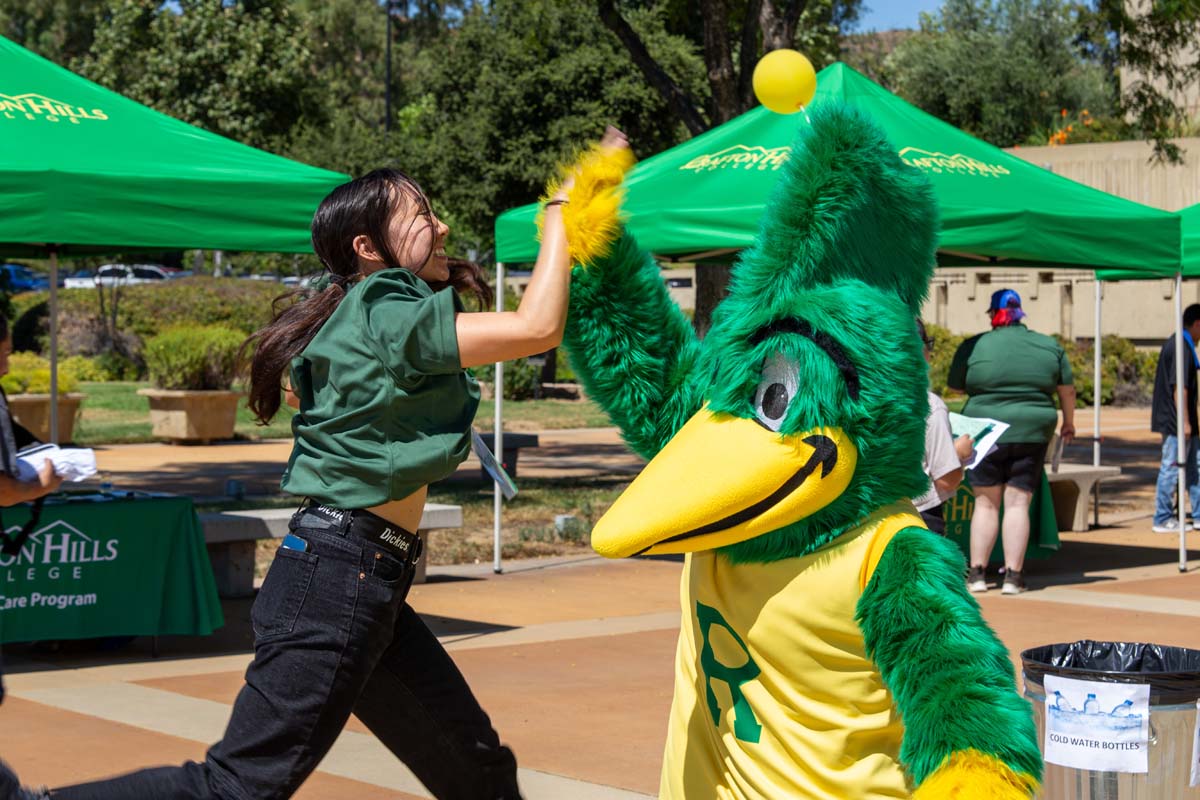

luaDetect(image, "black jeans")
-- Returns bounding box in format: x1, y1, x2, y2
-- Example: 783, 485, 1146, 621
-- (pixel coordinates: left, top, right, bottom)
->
52, 506, 521, 800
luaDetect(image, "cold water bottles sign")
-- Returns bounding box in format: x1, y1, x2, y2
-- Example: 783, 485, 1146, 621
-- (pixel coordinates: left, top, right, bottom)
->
1044, 674, 1151, 773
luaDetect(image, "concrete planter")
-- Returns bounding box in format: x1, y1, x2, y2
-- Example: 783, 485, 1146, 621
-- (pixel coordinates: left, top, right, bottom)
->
7, 393, 85, 442
137, 388, 241, 444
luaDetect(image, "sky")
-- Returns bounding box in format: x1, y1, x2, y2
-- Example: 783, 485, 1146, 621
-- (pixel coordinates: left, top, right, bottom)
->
858, 0, 945, 31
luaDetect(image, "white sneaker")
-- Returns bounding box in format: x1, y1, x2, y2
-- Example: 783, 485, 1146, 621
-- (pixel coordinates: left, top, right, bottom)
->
966, 565, 987, 593
1152, 521, 1194, 533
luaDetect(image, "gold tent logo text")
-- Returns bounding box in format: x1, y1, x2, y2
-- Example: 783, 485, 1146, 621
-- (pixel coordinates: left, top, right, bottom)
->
681, 145, 792, 172
899, 147, 1009, 178
1, 92, 109, 124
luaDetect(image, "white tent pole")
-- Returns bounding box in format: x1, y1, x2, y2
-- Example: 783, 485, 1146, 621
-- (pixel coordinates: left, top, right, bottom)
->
1175, 273, 1187, 572
1093, 278, 1102, 527
49, 247, 59, 444
493, 261, 505, 575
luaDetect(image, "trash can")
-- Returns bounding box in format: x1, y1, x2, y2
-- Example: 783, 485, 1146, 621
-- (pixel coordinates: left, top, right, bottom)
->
1022, 640, 1200, 799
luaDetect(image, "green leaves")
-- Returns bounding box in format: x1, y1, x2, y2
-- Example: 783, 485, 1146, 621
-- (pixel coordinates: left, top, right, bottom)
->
885, 0, 1115, 148
144, 324, 245, 391
74, 0, 318, 149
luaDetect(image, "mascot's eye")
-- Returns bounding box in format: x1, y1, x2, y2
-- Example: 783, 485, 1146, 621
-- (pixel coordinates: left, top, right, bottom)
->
753, 352, 799, 432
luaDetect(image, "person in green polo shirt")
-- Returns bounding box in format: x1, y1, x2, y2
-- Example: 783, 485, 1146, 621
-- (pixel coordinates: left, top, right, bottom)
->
948, 289, 1075, 596
45, 132, 632, 800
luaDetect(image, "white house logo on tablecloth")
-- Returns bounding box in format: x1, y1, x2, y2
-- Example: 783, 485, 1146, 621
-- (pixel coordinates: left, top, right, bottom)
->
0, 92, 109, 124
0, 519, 119, 575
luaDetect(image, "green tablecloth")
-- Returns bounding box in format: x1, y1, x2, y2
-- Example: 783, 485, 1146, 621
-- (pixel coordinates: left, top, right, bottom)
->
943, 472, 1060, 562
0, 494, 224, 643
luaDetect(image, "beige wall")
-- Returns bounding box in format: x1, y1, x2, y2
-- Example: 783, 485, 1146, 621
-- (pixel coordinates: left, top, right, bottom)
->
1009, 138, 1200, 212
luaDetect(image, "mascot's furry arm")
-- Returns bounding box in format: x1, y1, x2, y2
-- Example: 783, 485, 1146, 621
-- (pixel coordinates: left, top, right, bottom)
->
562, 232, 702, 459
542, 145, 703, 459
857, 529, 1042, 798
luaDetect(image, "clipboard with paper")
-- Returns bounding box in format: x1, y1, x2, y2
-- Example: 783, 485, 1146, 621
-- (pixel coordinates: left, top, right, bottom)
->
948, 413, 1009, 471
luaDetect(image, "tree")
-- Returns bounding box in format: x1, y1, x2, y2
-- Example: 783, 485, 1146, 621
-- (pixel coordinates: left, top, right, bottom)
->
0, 0, 105, 63
75, 0, 319, 150
387, 0, 704, 258
598, 0, 863, 133
885, 0, 1114, 148
1088, 0, 1200, 163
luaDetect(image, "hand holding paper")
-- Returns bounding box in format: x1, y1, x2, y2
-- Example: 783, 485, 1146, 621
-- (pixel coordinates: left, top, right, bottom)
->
15, 443, 98, 483
948, 413, 1009, 471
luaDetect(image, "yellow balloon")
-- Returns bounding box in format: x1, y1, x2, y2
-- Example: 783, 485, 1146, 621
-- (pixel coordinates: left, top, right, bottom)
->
752, 49, 817, 115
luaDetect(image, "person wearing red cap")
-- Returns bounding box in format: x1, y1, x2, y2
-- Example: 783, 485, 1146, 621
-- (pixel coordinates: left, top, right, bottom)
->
948, 289, 1075, 595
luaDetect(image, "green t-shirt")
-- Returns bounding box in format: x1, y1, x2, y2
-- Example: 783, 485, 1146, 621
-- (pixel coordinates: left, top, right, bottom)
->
947, 324, 1072, 444
281, 268, 479, 508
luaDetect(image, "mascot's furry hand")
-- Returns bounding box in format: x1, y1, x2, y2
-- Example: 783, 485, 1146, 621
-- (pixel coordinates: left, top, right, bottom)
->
537, 127, 634, 267
914, 751, 1039, 799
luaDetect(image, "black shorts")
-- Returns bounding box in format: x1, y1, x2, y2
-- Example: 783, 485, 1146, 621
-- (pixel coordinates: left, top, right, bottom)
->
971, 442, 1047, 493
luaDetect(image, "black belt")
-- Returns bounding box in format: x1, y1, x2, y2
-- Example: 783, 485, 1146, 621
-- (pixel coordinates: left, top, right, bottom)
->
293, 502, 423, 565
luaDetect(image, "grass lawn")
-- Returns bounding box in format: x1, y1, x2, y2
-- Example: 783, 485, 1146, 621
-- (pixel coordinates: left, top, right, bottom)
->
70, 381, 295, 445
70, 382, 612, 445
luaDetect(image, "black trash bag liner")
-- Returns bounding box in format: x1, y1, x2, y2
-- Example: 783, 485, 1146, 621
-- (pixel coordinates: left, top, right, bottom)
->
1022, 640, 1200, 705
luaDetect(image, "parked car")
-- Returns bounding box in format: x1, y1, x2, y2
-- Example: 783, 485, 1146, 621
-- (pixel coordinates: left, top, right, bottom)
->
64, 264, 174, 288
0, 263, 50, 293
63, 269, 96, 289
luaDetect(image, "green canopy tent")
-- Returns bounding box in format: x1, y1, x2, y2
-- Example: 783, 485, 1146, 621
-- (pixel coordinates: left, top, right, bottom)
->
1, 35, 347, 439
491, 63, 1187, 574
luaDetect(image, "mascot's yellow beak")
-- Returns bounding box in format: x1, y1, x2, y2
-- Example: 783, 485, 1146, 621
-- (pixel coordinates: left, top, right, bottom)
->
591, 406, 857, 558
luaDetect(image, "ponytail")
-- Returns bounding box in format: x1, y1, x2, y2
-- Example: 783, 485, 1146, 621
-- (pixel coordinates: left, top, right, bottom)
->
242, 282, 351, 425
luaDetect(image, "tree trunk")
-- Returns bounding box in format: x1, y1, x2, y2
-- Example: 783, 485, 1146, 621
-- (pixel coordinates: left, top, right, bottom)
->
693, 263, 733, 339
596, 0, 709, 136
760, 0, 806, 51
700, 0, 740, 125
737, 0, 766, 110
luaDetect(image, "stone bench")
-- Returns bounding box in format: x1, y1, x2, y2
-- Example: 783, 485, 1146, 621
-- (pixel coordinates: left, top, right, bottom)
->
1045, 464, 1122, 532
201, 503, 463, 597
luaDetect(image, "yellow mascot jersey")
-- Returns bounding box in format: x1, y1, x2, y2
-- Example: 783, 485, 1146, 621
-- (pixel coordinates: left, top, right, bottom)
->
660, 502, 923, 800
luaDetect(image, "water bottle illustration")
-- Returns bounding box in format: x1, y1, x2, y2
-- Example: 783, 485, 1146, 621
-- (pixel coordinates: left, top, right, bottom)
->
1052, 691, 1075, 711
1083, 693, 1098, 714
1108, 699, 1133, 717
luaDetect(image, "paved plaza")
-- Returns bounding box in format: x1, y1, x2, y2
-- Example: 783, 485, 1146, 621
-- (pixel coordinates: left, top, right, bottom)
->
2, 408, 1199, 797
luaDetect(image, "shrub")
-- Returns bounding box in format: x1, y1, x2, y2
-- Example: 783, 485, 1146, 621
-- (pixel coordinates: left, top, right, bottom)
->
473, 358, 543, 400
0, 352, 79, 395
924, 322, 966, 398
59, 355, 108, 382
12, 277, 281, 354
144, 325, 246, 391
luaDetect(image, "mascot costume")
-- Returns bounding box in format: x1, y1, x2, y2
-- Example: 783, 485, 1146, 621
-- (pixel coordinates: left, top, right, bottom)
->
547, 103, 1043, 798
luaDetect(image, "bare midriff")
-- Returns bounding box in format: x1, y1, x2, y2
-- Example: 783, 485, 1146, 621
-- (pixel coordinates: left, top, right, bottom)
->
366, 485, 428, 533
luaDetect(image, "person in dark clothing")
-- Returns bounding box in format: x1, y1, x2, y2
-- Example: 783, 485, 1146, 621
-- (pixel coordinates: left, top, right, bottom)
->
0, 313, 65, 800
1150, 303, 1200, 532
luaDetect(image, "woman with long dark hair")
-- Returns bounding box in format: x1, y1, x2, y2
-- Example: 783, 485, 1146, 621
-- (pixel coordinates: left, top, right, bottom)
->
32, 128, 630, 800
